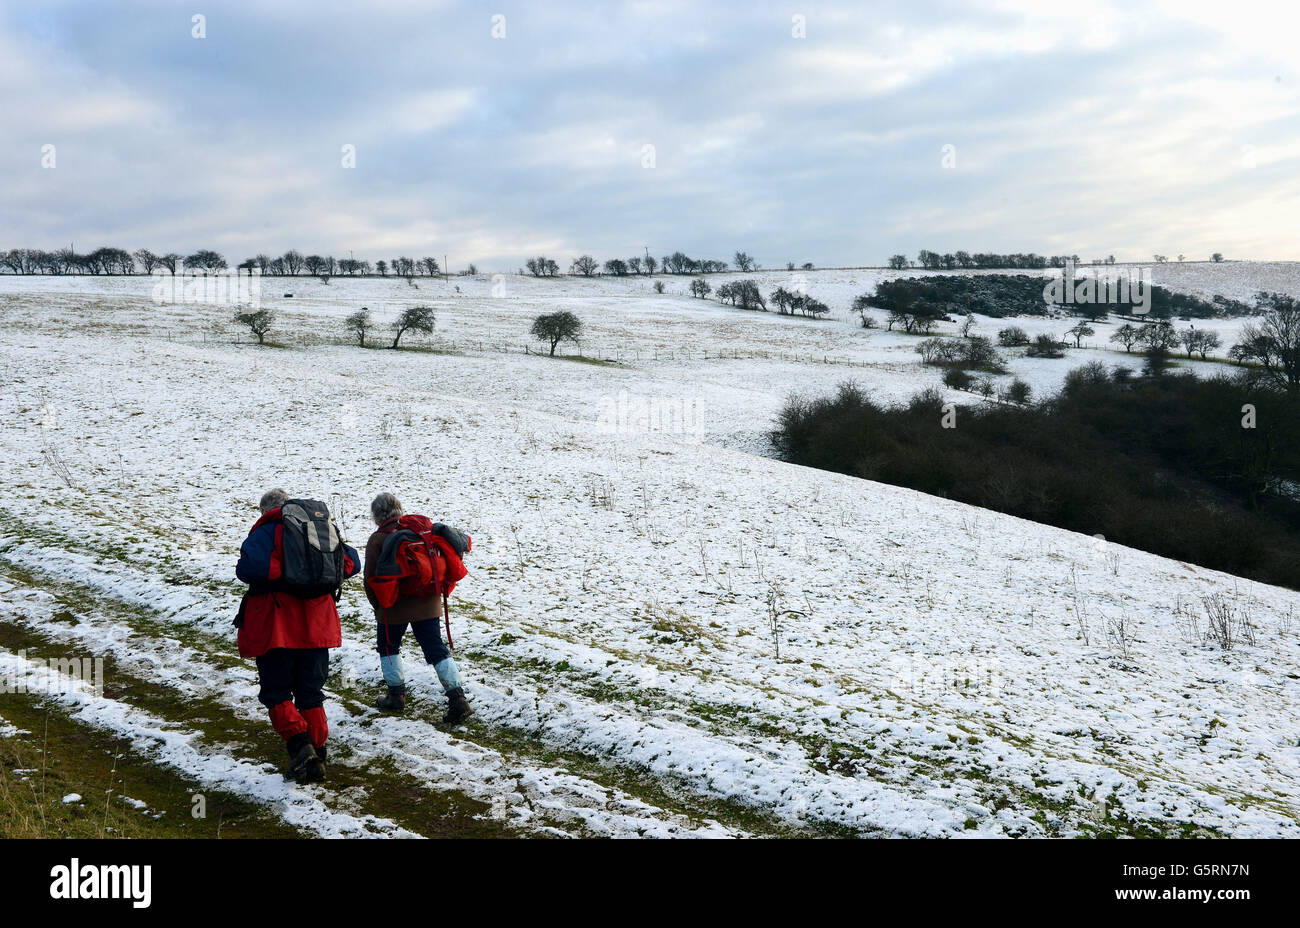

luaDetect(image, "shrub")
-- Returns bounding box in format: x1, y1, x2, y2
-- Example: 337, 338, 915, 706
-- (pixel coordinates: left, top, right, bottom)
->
942, 367, 974, 390
717, 279, 766, 310
1025, 334, 1065, 358
772, 369, 1300, 588
998, 326, 1030, 347
961, 335, 1005, 372
234, 308, 275, 345
1000, 378, 1033, 404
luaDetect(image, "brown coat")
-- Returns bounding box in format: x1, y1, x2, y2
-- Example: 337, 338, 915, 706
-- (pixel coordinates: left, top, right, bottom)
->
363, 526, 441, 625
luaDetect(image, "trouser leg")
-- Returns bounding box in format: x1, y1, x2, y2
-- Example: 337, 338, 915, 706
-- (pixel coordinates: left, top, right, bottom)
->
375, 621, 408, 687
292, 648, 330, 748
411, 618, 461, 694
257, 649, 308, 741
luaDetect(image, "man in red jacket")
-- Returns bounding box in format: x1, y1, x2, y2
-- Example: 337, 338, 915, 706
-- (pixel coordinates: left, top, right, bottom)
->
236, 489, 359, 783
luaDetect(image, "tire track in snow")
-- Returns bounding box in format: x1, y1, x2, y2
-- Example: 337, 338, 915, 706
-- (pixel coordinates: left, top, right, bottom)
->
0, 554, 739, 837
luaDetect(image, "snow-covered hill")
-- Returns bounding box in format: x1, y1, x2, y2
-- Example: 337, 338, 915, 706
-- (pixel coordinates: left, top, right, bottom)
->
1, 266, 1297, 837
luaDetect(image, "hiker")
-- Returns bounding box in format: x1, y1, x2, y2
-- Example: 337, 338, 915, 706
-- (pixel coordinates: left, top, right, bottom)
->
363, 492, 473, 724
236, 489, 360, 783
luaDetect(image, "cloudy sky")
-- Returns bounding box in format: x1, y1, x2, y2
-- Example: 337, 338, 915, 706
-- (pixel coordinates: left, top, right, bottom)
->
2, 0, 1297, 269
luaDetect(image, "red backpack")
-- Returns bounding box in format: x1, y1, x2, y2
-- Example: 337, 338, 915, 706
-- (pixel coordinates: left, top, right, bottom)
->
367, 515, 469, 609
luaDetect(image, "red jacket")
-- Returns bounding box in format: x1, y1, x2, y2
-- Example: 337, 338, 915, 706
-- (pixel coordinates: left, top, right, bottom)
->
235, 508, 355, 658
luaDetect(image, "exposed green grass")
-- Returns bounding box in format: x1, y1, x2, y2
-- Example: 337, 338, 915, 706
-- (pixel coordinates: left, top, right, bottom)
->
0, 691, 305, 839
539, 352, 622, 367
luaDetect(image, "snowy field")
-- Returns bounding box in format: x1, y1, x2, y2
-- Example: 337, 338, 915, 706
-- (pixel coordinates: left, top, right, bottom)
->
1, 264, 1299, 838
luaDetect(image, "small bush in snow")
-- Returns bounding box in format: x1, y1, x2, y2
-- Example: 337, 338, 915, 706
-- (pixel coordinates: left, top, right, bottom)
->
1000, 378, 1033, 405
997, 326, 1030, 347
346, 307, 372, 347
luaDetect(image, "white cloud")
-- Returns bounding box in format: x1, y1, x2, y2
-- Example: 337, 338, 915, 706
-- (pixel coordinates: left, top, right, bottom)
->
390, 88, 478, 134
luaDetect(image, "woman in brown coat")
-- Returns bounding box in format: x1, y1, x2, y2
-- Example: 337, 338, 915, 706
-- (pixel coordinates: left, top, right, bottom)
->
364, 492, 473, 724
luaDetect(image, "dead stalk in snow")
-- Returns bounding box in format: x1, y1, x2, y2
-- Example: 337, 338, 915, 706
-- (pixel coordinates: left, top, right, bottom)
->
40, 441, 75, 489
1105, 610, 1133, 660
508, 521, 525, 571
1202, 594, 1255, 651
1276, 606, 1295, 637
1173, 595, 1200, 645
1069, 566, 1091, 646
763, 577, 806, 662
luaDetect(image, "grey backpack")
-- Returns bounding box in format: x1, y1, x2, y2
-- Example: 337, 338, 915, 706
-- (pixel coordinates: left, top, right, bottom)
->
280, 499, 346, 599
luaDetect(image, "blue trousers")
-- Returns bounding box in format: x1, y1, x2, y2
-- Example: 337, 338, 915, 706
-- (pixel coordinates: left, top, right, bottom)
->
375, 619, 449, 663
375, 619, 461, 692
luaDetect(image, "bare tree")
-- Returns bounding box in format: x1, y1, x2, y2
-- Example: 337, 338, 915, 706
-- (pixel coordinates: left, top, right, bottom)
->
1109, 323, 1140, 353
570, 255, 598, 277
1179, 327, 1220, 359
184, 250, 227, 274
1066, 320, 1095, 348
346, 307, 372, 347
733, 251, 755, 272
282, 249, 305, 276
1234, 295, 1300, 392
1137, 319, 1179, 352
133, 249, 160, 274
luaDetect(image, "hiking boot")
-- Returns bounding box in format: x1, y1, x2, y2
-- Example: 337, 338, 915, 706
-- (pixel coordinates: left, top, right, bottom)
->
442, 687, 474, 725
304, 744, 327, 784
284, 735, 319, 783
375, 685, 406, 713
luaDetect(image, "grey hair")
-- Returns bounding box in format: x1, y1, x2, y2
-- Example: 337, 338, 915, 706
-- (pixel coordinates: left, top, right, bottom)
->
259, 488, 289, 513
371, 492, 404, 525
